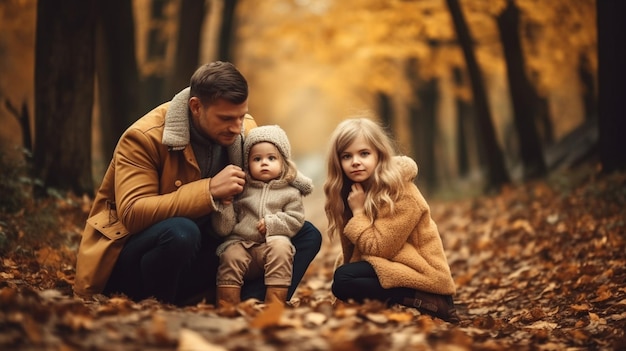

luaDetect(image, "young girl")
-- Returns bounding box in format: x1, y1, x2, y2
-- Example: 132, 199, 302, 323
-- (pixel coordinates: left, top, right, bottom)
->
211, 125, 313, 306
324, 117, 460, 323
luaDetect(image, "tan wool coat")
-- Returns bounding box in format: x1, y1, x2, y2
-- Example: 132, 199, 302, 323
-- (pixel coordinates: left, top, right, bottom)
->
73, 88, 257, 298
339, 156, 456, 295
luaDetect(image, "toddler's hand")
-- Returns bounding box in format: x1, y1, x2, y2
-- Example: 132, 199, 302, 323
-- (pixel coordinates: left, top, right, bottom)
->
257, 218, 266, 235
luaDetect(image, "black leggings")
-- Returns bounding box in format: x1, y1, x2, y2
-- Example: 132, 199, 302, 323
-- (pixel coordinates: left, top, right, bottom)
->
332, 261, 414, 304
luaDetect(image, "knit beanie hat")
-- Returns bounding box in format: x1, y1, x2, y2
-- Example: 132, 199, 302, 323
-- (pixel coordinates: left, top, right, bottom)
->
243, 125, 291, 170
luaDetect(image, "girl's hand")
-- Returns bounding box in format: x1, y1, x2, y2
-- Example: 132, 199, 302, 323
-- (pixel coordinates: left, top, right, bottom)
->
347, 183, 366, 215
257, 218, 266, 235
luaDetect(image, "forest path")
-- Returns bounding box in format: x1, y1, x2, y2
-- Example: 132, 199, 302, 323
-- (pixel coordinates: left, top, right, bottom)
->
1, 164, 625, 350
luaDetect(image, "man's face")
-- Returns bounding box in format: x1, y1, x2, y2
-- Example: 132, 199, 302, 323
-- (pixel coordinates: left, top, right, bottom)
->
191, 97, 249, 146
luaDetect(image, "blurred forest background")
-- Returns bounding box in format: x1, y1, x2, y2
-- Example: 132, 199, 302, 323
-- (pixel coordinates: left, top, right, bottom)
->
1, 2, 626, 349
0, 0, 623, 209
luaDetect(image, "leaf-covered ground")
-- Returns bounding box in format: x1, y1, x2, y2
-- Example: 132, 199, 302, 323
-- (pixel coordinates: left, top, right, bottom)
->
1, 165, 625, 350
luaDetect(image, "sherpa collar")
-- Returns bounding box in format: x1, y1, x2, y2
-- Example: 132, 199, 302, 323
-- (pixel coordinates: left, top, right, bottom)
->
162, 87, 192, 150
161, 87, 245, 167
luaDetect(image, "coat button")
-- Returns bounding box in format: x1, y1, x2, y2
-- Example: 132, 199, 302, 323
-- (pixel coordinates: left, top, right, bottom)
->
175, 180, 182, 187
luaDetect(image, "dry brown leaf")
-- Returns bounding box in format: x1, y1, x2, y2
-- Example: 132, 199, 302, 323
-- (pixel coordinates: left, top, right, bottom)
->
567, 329, 589, 342
249, 300, 285, 329
60, 312, 94, 332
385, 311, 414, 323
177, 329, 227, 351
511, 219, 535, 235
304, 311, 328, 326
364, 312, 388, 324
151, 313, 172, 345
591, 286, 613, 302
20, 314, 43, 344
524, 321, 558, 330
471, 315, 496, 329
608, 312, 626, 321
570, 303, 590, 311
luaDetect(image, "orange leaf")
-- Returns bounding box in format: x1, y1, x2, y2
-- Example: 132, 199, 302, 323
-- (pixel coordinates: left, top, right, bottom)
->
385, 311, 414, 323
249, 301, 284, 329
570, 304, 590, 311
591, 289, 612, 302
568, 329, 589, 341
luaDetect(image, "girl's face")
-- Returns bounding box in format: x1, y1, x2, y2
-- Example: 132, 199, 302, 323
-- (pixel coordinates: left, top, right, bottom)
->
248, 142, 283, 182
340, 134, 379, 184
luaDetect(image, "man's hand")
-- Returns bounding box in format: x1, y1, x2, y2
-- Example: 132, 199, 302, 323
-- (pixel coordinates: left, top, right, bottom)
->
209, 165, 245, 203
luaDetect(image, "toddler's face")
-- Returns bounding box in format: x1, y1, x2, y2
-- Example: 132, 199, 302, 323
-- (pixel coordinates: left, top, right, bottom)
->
248, 142, 283, 182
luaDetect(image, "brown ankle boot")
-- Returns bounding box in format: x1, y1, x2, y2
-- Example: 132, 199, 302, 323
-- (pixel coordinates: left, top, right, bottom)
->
265, 286, 288, 304
401, 291, 460, 324
216, 286, 241, 308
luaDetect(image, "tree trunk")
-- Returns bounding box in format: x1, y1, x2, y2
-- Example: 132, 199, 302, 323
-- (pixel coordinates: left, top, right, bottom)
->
496, 0, 547, 180
445, 0, 510, 192
535, 97, 553, 145
139, 1, 171, 110
578, 53, 598, 121
456, 98, 473, 178
597, 0, 626, 172
167, 0, 207, 98
453, 67, 478, 178
406, 59, 438, 192
97, 0, 141, 162
218, 0, 238, 62
5, 100, 32, 154
377, 92, 394, 132
34, 0, 96, 196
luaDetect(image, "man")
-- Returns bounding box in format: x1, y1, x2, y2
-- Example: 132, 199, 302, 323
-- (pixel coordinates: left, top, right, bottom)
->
74, 61, 321, 305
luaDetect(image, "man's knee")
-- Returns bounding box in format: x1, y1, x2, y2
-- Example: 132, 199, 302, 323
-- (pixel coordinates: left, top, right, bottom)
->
158, 217, 202, 255
292, 221, 322, 252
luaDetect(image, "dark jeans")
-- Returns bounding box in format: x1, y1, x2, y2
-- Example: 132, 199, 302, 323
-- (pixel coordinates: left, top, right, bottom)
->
103, 217, 321, 305
332, 261, 415, 304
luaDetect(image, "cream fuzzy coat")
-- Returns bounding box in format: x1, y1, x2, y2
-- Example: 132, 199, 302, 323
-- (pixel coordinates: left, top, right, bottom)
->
212, 173, 313, 255
339, 156, 456, 295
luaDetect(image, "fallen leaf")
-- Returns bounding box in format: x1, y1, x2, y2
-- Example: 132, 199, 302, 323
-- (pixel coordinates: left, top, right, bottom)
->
524, 321, 558, 330
249, 301, 285, 329
570, 304, 590, 312
177, 329, 227, 351
304, 311, 328, 326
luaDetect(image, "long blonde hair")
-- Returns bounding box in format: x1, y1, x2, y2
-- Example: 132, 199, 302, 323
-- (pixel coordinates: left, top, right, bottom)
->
323, 118, 405, 239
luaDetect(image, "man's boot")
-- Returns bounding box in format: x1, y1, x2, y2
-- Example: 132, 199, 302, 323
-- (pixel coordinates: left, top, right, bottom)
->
265, 286, 288, 304
216, 286, 241, 308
